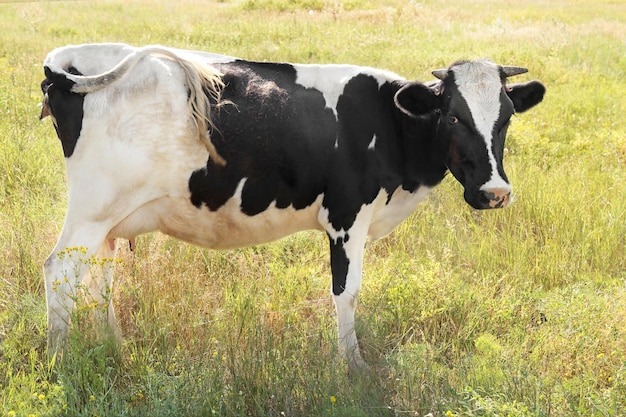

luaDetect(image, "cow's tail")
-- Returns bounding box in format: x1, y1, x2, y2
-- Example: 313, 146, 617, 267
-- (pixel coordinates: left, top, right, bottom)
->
154, 49, 228, 167
45, 45, 227, 166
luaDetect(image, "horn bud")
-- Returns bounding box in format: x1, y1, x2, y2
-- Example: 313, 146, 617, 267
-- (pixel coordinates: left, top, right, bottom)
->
502, 66, 528, 77
431, 69, 447, 80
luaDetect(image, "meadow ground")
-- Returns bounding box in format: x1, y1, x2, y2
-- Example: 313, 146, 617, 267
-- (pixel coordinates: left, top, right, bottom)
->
1, 0, 625, 416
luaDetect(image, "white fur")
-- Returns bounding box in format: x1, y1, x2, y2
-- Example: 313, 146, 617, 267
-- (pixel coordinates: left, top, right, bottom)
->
367, 134, 377, 150
452, 60, 510, 191
368, 186, 431, 239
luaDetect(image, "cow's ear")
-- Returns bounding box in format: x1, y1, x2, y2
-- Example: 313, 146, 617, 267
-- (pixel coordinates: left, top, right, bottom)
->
506, 81, 546, 113
394, 82, 439, 117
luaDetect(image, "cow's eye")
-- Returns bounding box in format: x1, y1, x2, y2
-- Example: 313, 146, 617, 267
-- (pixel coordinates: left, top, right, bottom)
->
449, 116, 459, 125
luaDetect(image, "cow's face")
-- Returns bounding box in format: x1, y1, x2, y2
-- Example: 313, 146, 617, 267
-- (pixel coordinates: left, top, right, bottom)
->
394, 59, 545, 209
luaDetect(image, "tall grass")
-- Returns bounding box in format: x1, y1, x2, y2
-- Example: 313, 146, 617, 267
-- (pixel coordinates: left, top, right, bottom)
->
1, 0, 625, 416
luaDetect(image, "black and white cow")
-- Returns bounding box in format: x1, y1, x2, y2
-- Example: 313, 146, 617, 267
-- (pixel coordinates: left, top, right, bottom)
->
40, 43, 545, 368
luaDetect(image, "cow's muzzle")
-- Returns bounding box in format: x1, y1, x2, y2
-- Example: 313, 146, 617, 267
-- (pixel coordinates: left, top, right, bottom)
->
482, 187, 511, 208
466, 186, 512, 210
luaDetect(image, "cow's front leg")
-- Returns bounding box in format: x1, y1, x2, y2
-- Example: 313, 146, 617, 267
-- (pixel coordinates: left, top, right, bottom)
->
323, 209, 372, 372
329, 233, 368, 371
43, 222, 110, 355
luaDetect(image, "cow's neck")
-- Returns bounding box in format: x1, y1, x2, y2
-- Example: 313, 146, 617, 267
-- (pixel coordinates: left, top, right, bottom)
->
398, 111, 448, 192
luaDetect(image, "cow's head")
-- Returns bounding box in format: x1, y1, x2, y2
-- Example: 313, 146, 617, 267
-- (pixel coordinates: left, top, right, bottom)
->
394, 59, 545, 209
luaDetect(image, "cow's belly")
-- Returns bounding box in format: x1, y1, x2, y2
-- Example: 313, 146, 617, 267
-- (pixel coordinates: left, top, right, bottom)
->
108, 195, 325, 249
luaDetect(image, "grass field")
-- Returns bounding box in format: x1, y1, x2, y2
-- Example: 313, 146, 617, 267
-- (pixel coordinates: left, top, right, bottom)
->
1, 0, 625, 416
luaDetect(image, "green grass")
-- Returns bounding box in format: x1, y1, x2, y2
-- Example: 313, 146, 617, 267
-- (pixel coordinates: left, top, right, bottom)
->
1, 0, 625, 416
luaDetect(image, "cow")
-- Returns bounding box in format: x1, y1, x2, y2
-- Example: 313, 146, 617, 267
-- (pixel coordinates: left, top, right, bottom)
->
40, 43, 545, 370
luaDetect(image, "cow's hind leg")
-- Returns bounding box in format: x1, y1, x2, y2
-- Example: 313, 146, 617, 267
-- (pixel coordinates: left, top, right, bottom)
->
81, 239, 122, 343
43, 222, 111, 356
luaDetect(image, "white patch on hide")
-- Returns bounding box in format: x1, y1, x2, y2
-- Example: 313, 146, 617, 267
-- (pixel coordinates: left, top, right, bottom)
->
452, 60, 509, 190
